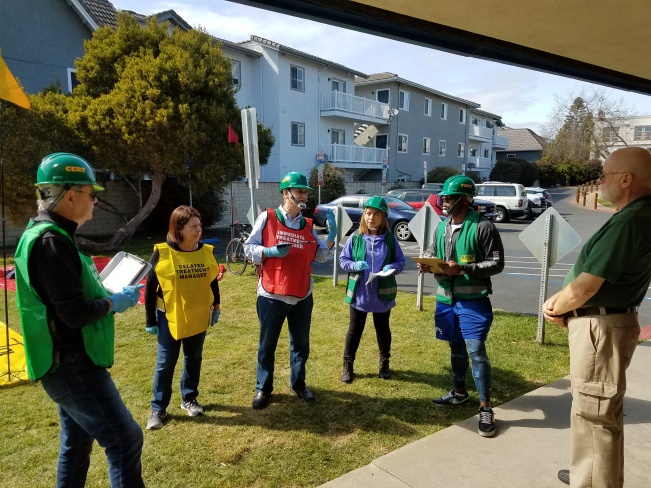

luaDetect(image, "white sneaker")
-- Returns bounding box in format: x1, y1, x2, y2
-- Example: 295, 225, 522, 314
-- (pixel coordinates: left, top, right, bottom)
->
146, 410, 167, 430
180, 399, 204, 416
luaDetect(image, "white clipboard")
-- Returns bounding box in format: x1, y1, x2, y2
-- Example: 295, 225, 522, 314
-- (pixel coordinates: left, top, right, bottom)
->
99, 251, 152, 294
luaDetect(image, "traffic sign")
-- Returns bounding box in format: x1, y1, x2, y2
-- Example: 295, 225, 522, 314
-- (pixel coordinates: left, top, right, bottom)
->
519, 206, 581, 267
408, 202, 440, 250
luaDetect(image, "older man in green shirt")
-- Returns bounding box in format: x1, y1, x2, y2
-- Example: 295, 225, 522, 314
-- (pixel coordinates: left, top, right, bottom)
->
543, 147, 651, 487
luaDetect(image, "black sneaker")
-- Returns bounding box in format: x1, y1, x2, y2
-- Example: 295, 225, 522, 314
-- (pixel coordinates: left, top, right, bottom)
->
432, 390, 470, 406
477, 406, 496, 437
557, 469, 569, 485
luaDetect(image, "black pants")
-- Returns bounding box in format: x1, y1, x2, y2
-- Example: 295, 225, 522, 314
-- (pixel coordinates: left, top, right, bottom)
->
343, 307, 391, 360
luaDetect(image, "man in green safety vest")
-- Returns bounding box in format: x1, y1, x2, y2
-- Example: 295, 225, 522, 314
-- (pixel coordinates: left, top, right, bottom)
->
418, 174, 504, 438
14, 153, 145, 487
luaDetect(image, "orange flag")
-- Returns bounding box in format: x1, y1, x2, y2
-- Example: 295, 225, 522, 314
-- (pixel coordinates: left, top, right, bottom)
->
0, 51, 31, 110
228, 123, 240, 145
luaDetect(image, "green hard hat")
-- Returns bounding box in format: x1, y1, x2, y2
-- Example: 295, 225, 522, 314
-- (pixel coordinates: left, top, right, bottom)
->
279, 171, 311, 193
439, 175, 475, 197
36, 153, 104, 191
364, 195, 389, 214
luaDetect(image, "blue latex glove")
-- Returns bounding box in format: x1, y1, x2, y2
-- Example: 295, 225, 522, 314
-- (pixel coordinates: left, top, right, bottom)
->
211, 309, 221, 326
326, 211, 337, 241
353, 261, 370, 271
145, 326, 159, 336
122, 284, 144, 303
264, 245, 290, 258
108, 291, 135, 313
382, 265, 393, 272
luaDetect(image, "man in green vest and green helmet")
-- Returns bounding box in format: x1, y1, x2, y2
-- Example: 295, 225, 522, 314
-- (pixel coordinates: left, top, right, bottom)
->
14, 153, 145, 486
417, 174, 504, 437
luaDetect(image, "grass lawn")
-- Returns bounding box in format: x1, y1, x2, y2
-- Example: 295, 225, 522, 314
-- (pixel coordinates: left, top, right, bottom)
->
0, 250, 570, 487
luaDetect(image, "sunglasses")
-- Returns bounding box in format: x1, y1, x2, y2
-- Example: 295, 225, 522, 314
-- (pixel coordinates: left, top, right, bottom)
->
74, 189, 98, 200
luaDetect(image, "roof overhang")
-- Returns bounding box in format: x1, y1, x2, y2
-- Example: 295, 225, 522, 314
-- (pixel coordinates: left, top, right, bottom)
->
228, 0, 651, 96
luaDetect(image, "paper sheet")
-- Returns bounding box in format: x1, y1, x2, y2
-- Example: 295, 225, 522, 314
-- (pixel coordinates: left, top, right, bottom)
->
365, 267, 396, 285
102, 256, 147, 294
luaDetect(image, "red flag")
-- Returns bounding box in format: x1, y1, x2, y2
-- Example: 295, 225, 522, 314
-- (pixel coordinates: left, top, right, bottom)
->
228, 123, 240, 145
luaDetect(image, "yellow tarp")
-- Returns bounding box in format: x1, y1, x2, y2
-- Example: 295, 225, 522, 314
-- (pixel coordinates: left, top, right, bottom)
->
1, 321, 29, 386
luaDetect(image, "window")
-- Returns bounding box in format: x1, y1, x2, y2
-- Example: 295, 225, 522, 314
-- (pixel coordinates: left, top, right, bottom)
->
332, 79, 345, 92
602, 126, 620, 142
459, 108, 466, 124
375, 134, 388, 149
423, 137, 431, 155
290, 65, 304, 92
331, 129, 345, 145
67, 68, 79, 93
440, 103, 448, 120
507, 153, 517, 158
399, 90, 410, 111
476, 186, 493, 197
424, 98, 432, 116
231, 60, 241, 87
496, 186, 516, 197
291, 122, 305, 146
470, 147, 477, 157
376, 89, 389, 104
484, 148, 489, 158
472, 117, 479, 125
634, 125, 651, 140
439, 140, 446, 156
458, 143, 465, 157
398, 134, 408, 153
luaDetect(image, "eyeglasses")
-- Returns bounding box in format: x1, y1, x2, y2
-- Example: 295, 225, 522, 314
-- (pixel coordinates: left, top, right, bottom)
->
599, 171, 627, 180
74, 189, 98, 200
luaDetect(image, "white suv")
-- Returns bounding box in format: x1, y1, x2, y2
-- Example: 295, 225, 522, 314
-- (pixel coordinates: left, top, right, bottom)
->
475, 182, 529, 223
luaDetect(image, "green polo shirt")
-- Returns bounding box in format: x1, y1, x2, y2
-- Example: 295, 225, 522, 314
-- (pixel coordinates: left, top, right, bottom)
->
563, 195, 651, 308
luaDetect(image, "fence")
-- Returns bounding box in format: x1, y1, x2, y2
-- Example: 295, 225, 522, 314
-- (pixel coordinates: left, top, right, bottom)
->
575, 180, 601, 209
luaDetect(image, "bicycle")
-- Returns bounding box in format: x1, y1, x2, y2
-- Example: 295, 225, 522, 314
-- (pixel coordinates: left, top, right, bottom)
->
225, 222, 254, 275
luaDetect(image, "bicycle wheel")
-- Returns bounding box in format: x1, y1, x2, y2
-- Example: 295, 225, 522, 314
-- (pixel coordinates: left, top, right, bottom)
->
225, 239, 248, 275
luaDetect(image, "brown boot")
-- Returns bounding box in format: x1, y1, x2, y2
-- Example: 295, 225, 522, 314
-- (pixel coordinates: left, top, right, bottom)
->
378, 356, 390, 379
340, 358, 354, 383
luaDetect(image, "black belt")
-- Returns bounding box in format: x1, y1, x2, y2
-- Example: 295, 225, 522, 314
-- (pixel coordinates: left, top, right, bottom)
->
564, 306, 638, 319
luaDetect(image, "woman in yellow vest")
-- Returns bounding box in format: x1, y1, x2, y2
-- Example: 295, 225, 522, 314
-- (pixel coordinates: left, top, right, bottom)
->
144, 206, 221, 430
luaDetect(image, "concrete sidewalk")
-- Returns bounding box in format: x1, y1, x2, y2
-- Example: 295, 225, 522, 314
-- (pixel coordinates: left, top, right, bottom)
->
321, 341, 651, 488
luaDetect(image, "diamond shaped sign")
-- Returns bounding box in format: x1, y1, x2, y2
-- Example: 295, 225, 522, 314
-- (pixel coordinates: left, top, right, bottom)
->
519, 206, 581, 267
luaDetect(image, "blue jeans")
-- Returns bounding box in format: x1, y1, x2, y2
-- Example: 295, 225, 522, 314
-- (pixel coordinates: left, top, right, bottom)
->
40, 352, 144, 488
435, 298, 493, 403
256, 294, 313, 393
151, 310, 206, 412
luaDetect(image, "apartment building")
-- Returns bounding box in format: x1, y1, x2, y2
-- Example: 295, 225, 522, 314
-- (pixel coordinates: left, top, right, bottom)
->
598, 115, 651, 155
354, 73, 506, 182
495, 127, 547, 162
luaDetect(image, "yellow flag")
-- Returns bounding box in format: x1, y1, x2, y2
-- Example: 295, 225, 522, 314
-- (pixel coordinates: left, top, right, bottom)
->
0, 52, 31, 110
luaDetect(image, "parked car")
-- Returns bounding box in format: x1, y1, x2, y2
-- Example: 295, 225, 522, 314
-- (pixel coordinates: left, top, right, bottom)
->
475, 182, 529, 223
386, 188, 440, 209
312, 194, 417, 241
525, 187, 553, 217
425, 194, 496, 221
422, 182, 444, 191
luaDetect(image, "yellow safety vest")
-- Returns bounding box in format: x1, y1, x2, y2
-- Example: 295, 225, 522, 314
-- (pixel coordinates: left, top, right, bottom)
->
154, 243, 219, 340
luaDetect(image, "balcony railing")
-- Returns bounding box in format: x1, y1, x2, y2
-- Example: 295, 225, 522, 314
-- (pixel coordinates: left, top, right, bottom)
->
493, 134, 509, 148
328, 144, 388, 167
469, 125, 493, 141
321, 91, 390, 122
467, 156, 493, 169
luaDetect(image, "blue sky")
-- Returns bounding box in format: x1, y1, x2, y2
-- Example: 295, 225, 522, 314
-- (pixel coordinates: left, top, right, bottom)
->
110, 0, 651, 135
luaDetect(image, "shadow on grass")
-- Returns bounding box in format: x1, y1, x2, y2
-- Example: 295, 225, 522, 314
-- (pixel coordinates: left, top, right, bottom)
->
165, 365, 547, 439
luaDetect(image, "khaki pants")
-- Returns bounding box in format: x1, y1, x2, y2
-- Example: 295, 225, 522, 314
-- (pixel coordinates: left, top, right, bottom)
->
568, 314, 639, 488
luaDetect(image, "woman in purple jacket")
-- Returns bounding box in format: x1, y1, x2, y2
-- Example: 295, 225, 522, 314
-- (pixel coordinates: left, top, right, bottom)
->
339, 196, 406, 383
